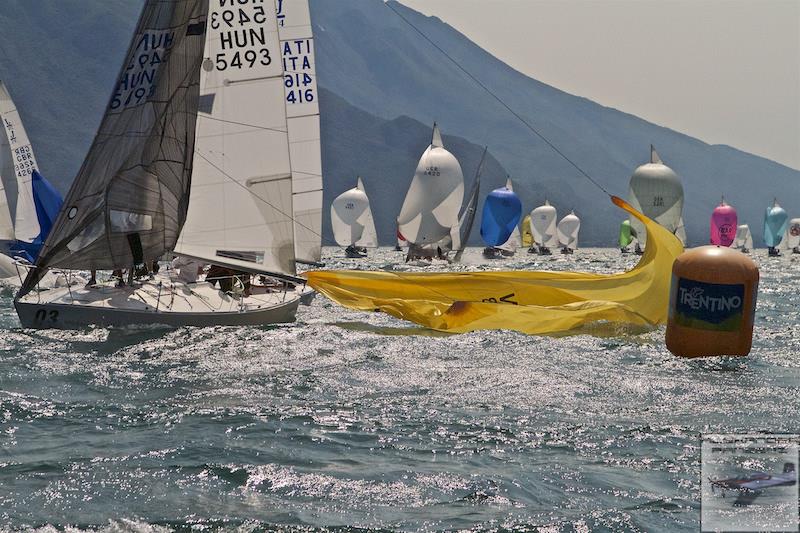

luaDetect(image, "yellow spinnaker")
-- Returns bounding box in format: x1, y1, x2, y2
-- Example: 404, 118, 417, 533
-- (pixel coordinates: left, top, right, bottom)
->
307, 196, 683, 335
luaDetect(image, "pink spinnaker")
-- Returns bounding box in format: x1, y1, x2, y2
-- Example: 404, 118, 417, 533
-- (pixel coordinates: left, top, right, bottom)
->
710, 201, 738, 246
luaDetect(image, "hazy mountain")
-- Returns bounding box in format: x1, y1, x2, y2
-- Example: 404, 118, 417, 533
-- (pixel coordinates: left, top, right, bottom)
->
0, 0, 797, 247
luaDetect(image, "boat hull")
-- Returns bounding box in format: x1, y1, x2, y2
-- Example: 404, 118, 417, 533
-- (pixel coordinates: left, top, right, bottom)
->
15, 280, 300, 329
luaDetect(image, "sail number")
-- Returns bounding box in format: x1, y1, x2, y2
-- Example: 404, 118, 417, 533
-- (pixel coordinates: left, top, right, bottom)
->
215, 49, 271, 70
424, 166, 441, 177
210, 5, 268, 29
652, 196, 664, 207
34, 308, 59, 324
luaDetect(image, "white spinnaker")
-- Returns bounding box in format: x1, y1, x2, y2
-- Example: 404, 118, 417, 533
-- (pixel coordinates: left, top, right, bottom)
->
397, 123, 464, 245
627, 146, 684, 247
355, 177, 378, 248
497, 177, 521, 252
278, 0, 322, 264
175, 0, 296, 275
330, 179, 368, 247
557, 211, 581, 249
785, 218, 800, 249
531, 201, 558, 248
734, 224, 752, 250
0, 81, 40, 242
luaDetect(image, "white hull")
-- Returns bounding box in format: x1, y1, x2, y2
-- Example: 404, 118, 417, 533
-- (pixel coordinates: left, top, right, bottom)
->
15, 279, 299, 329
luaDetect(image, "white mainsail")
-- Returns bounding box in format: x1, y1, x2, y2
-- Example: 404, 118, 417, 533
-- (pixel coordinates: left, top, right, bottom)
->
496, 177, 521, 253
397, 123, 464, 246
557, 211, 581, 250
628, 145, 684, 247
531, 200, 558, 249
278, 0, 322, 265
330, 177, 377, 248
175, 0, 296, 275
0, 81, 40, 243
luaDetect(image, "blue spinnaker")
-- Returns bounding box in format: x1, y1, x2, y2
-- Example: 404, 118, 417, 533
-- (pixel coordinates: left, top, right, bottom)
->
480, 186, 522, 247
9, 170, 63, 262
763, 203, 788, 248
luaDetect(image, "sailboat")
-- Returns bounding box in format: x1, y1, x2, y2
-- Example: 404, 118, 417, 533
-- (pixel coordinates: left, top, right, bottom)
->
399, 123, 464, 262
521, 214, 533, 249
556, 211, 580, 254
627, 145, 684, 254
764, 200, 789, 256
785, 218, 800, 254
619, 219, 638, 254
394, 220, 406, 251
0, 81, 67, 283
16, 0, 315, 328
330, 177, 377, 258
529, 200, 557, 255
480, 177, 522, 259
710, 198, 737, 247
733, 224, 753, 253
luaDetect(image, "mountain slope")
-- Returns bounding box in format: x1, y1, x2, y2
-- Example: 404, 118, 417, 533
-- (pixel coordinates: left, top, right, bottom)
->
310, 0, 800, 245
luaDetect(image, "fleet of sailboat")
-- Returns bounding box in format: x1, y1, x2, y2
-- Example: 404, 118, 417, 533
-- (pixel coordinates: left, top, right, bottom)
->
3, 0, 798, 333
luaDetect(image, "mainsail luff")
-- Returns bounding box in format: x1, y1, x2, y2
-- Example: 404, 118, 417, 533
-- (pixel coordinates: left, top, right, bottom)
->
0, 80, 40, 242
278, 0, 323, 265
21, 0, 209, 295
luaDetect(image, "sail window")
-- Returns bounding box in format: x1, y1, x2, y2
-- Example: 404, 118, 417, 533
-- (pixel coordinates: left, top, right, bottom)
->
109, 210, 153, 233
66, 215, 105, 252
67, 206, 78, 219
216, 250, 264, 264
198, 93, 215, 114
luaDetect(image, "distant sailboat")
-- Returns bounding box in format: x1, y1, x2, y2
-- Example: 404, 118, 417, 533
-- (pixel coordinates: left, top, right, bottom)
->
556, 211, 580, 254
399, 123, 464, 261
710, 198, 737, 247
764, 200, 789, 256
0, 81, 63, 263
530, 200, 557, 255
733, 224, 753, 253
619, 219, 638, 254
521, 214, 533, 248
330, 177, 377, 258
627, 145, 684, 253
480, 177, 522, 259
785, 218, 800, 254
16, 0, 316, 328
395, 220, 406, 251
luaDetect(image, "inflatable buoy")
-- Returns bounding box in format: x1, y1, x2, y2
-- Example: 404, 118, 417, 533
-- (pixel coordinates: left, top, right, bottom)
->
666, 246, 758, 357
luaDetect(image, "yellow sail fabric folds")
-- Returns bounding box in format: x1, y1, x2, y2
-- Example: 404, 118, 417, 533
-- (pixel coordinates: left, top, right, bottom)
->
307, 196, 683, 335
521, 214, 533, 248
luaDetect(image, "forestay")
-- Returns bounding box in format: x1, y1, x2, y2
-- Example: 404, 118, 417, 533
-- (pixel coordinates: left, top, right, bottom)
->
22, 0, 209, 294
278, 0, 322, 265
175, 0, 297, 275
0, 81, 41, 243
308, 196, 684, 335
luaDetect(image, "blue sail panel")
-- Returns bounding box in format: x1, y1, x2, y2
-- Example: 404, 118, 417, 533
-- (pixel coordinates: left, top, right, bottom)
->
8, 170, 63, 262
480, 187, 522, 247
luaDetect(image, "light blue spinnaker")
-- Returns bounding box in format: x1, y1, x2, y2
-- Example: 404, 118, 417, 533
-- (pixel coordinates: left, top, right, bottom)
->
763, 200, 789, 248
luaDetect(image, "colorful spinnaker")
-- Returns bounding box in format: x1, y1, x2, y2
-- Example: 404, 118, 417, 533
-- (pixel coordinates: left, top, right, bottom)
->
521, 215, 533, 248
480, 179, 522, 248
710, 199, 737, 247
619, 219, 637, 251
763, 200, 789, 250
308, 196, 684, 335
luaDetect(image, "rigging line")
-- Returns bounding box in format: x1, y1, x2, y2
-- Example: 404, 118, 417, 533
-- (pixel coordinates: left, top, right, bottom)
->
198, 113, 288, 134
384, 1, 612, 197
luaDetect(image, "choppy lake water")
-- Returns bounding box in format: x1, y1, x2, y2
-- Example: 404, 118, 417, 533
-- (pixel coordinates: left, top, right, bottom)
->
0, 247, 798, 531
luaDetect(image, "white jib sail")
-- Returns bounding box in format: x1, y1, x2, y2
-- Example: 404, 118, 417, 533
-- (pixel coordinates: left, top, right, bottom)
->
627, 146, 684, 247
734, 224, 752, 250
497, 177, 521, 252
278, 0, 322, 265
397, 123, 464, 245
176, 0, 297, 275
531, 200, 558, 248
0, 81, 40, 242
330, 177, 376, 248
557, 211, 580, 249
